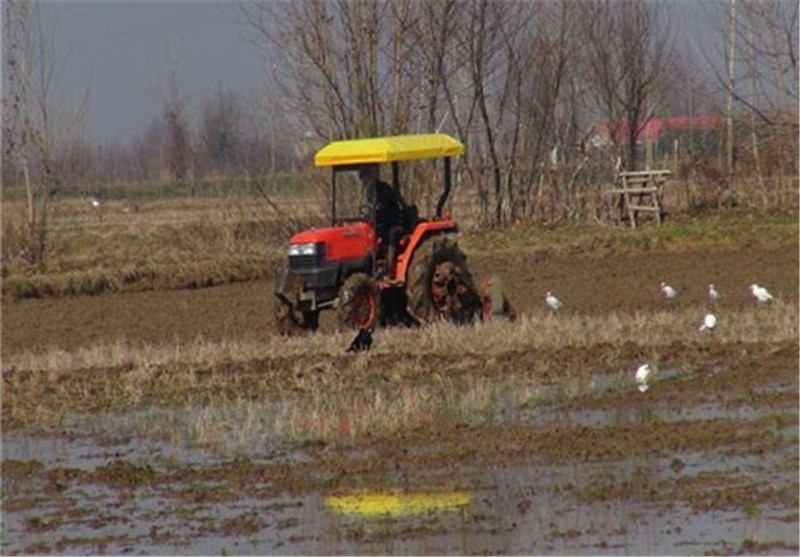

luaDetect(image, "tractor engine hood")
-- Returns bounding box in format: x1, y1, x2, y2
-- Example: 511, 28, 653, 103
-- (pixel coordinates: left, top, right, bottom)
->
288, 222, 375, 263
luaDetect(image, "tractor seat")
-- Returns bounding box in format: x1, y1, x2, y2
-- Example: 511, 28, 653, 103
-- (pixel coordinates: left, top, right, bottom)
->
403, 204, 420, 234
398, 234, 410, 251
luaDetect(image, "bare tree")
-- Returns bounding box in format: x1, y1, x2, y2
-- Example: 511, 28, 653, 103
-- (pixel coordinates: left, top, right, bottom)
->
3, 0, 61, 265
716, 0, 800, 121
581, 0, 674, 171
130, 115, 166, 183
512, 2, 577, 222
697, 0, 798, 205
237, 0, 430, 141
726, 0, 737, 174
464, 0, 507, 225
162, 51, 191, 184
198, 85, 243, 179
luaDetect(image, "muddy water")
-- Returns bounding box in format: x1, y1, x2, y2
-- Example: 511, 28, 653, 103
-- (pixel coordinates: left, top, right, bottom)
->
4, 352, 797, 556
3, 425, 796, 555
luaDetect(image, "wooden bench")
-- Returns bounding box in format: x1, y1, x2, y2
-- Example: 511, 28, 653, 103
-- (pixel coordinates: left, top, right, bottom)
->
611, 170, 671, 228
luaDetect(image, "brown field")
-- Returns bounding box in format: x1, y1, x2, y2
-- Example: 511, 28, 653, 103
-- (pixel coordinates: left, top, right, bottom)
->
2, 212, 798, 555
3, 241, 797, 354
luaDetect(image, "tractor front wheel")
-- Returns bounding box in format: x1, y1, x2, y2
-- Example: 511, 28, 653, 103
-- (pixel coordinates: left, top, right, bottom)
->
273, 266, 319, 336
338, 273, 380, 331
274, 297, 319, 336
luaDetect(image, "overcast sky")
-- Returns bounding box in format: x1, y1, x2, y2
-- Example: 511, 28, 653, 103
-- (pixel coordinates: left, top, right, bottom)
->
38, 1, 721, 146
41, 1, 268, 144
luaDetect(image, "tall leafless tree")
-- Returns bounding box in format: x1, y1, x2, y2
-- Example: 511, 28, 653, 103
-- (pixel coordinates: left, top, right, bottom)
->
162, 51, 191, 184
198, 85, 243, 178
581, 0, 674, 171
3, 0, 62, 265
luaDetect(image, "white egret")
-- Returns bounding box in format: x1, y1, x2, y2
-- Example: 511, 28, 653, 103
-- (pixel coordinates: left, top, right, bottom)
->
91, 197, 101, 208
545, 291, 562, 313
749, 284, 773, 303
699, 313, 717, 332
635, 363, 652, 393
708, 284, 720, 301
661, 282, 677, 300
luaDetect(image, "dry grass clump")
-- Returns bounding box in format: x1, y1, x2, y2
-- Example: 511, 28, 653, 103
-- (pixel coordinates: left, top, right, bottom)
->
112, 374, 546, 455
2, 194, 321, 299
407, 302, 798, 354
2, 256, 271, 299
4, 301, 796, 375
3, 301, 796, 442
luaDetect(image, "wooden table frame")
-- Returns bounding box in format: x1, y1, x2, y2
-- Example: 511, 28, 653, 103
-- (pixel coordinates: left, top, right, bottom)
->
610, 169, 671, 228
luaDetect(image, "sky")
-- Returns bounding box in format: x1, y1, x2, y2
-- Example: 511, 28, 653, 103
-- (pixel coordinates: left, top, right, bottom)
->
40, 1, 269, 144
35, 1, 722, 146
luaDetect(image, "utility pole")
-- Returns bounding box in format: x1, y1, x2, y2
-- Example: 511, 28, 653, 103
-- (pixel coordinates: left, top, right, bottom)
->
726, 0, 736, 174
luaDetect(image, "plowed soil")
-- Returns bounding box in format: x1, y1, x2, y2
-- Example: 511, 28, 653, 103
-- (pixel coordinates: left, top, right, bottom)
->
2, 240, 798, 555
3, 245, 797, 355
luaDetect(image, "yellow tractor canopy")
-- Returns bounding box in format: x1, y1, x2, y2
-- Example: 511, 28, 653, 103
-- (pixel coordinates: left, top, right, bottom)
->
314, 133, 464, 167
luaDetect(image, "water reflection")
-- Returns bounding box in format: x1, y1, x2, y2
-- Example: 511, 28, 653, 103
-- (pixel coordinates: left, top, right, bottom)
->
3, 356, 797, 555
326, 491, 471, 517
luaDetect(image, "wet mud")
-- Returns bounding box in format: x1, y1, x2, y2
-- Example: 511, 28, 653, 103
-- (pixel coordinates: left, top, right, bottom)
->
2, 244, 798, 555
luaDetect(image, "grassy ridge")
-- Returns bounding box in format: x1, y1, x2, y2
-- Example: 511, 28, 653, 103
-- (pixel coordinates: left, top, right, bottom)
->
461, 210, 799, 255
3, 195, 797, 300
2, 195, 322, 299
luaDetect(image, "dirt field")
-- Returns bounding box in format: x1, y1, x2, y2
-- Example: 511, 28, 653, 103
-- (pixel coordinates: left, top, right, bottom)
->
2, 240, 798, 555
3, 244, 797, 355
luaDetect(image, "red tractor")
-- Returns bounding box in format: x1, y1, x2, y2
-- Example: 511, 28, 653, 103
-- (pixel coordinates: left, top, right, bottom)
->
274, 133, 513, 334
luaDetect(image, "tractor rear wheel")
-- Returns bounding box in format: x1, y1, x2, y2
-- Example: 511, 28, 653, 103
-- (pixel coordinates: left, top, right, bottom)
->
406, 237, 483, 324
338, 273, 380, 331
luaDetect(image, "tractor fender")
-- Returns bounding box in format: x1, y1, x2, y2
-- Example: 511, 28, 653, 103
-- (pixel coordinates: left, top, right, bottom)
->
394, 220, 458, 284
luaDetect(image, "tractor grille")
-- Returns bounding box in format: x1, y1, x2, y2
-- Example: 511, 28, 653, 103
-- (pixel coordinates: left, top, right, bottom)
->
289, 254, 323, 270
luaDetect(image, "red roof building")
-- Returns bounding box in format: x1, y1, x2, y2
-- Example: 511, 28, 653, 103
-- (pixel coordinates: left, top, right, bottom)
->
593, 114, 723, 145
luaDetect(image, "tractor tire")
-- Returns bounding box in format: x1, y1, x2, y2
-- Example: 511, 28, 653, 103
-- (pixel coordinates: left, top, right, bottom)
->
406, 237, 483, 325
274, 297, 319, 336
338, 272, 380, 331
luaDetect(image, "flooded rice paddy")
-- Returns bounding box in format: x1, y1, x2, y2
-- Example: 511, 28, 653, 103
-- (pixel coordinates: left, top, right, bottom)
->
3, 243, 798, 555
3, 342, 798, 555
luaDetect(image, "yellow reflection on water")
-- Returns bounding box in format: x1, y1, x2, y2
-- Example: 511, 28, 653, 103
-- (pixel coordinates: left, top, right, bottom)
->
326, 491, 471, 517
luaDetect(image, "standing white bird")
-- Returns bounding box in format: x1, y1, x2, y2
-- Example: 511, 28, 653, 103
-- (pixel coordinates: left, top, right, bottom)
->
661, 282, 677, 300
699, 313, 717, 332
545, 291, 562, 313
749, 284, 774, 303
635, 363, 652, 393
91, 197, 101, 208
708, 284, 720, 302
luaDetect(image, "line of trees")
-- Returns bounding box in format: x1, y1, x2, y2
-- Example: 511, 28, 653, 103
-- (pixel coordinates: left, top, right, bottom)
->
83, 83, 297, 188
238, 0, 797, 224
3, 0, 798, 265
3, 73, 297, 194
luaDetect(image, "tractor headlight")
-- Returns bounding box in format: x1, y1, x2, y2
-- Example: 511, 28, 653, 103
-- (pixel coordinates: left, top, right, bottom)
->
288, 242, 319, 257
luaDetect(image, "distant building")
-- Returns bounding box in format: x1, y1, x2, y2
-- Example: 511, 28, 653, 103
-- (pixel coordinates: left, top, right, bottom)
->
589, 114, 723, 147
